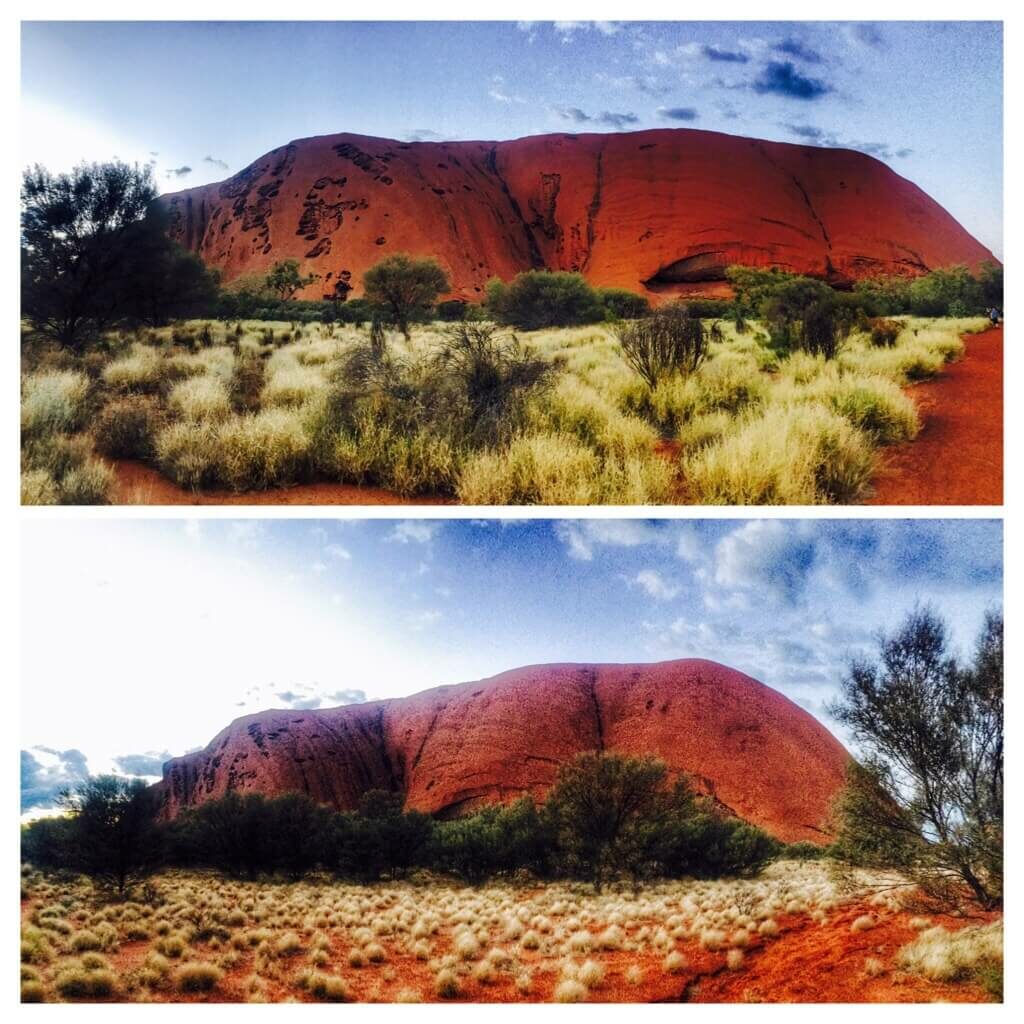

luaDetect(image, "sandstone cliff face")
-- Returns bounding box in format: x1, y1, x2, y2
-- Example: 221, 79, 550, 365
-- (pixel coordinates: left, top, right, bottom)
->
157, 659, 849, 844
162, 128, 995, 303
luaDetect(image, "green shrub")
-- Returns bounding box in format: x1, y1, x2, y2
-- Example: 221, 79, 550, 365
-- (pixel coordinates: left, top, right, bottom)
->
489, 271, 605, 330
597, 287, 650, 320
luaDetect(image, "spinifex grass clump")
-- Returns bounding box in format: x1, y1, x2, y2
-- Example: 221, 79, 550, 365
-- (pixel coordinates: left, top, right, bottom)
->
20, 314, 986, 504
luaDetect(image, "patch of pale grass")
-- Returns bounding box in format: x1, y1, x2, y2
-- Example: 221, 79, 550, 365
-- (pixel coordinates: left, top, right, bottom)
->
262, 363, 329, 409
103, 344, 165, 391
169, 375, 232, 422
457, 433, 672, 505
21, 370, 90, 437
897, 921, 1002, 982
685, 403, 874, 504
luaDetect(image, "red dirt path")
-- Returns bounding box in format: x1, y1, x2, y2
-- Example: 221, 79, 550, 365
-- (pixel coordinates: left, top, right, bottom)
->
867, 326, 1002, 505
112, 460, 450, 506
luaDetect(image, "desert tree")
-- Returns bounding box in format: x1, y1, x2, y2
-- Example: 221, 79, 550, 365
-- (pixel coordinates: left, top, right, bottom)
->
545, 752, 672, 891
363, 253, 450, 337
829, 606, 1003, 910
333, 790, 434, 880
58, 775, 164, 896
21, 161, 157, 348
21, 161, 221, 346
266, 258, 317, 302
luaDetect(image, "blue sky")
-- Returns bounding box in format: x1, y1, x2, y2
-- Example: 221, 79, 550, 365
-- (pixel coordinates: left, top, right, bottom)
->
20, 20, 1003, 255
21, 517, 1002, 814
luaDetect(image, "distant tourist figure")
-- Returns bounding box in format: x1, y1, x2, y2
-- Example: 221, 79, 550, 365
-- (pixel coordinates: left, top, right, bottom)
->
988, 307, 1001, 326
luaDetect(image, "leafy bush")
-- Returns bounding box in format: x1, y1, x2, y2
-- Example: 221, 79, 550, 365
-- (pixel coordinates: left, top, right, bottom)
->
489, 271, 605, 330
597, 287, 651, 320
431, 322, 558, 445
363, 253, 450, 337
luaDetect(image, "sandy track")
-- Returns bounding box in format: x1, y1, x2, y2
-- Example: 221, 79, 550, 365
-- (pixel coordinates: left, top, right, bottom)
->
112, 460, 450, 507
867, 326, 1002, 505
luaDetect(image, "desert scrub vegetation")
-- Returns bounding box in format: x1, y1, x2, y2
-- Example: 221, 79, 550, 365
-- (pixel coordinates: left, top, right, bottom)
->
20, 858, 997, 1003
20, 312, 986, 504
897, 921, 1002, 997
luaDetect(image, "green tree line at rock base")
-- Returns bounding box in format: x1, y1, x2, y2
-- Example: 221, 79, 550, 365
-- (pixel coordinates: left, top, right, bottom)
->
22, 752, 781, 895
23, 161, 1002, 351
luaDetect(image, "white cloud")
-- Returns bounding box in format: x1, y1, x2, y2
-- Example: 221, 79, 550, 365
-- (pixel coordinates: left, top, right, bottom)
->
556, 520, 663, 560
714, 521, 817, 603
633, 570, 681, 601
326, 543, 351, 561
676, 526, 703, 563
407, 609, 442, 631
390, 521, 442, 545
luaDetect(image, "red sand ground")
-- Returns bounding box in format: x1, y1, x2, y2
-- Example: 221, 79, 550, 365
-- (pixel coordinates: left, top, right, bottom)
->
112, 460, 449, 506
22, 894, 996, 1004
868, 326, 1003, 505
158, 660, 849, 845
163, 128, 995, 304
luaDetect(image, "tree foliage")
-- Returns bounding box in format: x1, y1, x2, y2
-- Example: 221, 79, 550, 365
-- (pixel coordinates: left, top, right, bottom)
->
23, 755, 783, 891
487, 270, 606, 330
21, 162, 219, 347
829, 606, 1003, 910
363, 253, 450, 337
265, 258, 317, 302
44, 776, 164, 895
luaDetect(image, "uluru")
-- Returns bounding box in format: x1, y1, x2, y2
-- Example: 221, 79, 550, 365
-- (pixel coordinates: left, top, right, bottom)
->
162, 127, 997, 303
156, 658, 850, 844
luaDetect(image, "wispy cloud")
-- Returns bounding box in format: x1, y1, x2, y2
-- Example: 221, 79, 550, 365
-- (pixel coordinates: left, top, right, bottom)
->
165, 165, 192, 178
633, 569, 681, 601
703, 44, 749, 64
554, 106, 639, 129
782, 123, 912, 161
404, 128, 442, 143
22, 747, 89, 810
773, 38, 823, 64
595, 72, 669, 97
390, 521, 442, 545
203, 154, 229, 170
